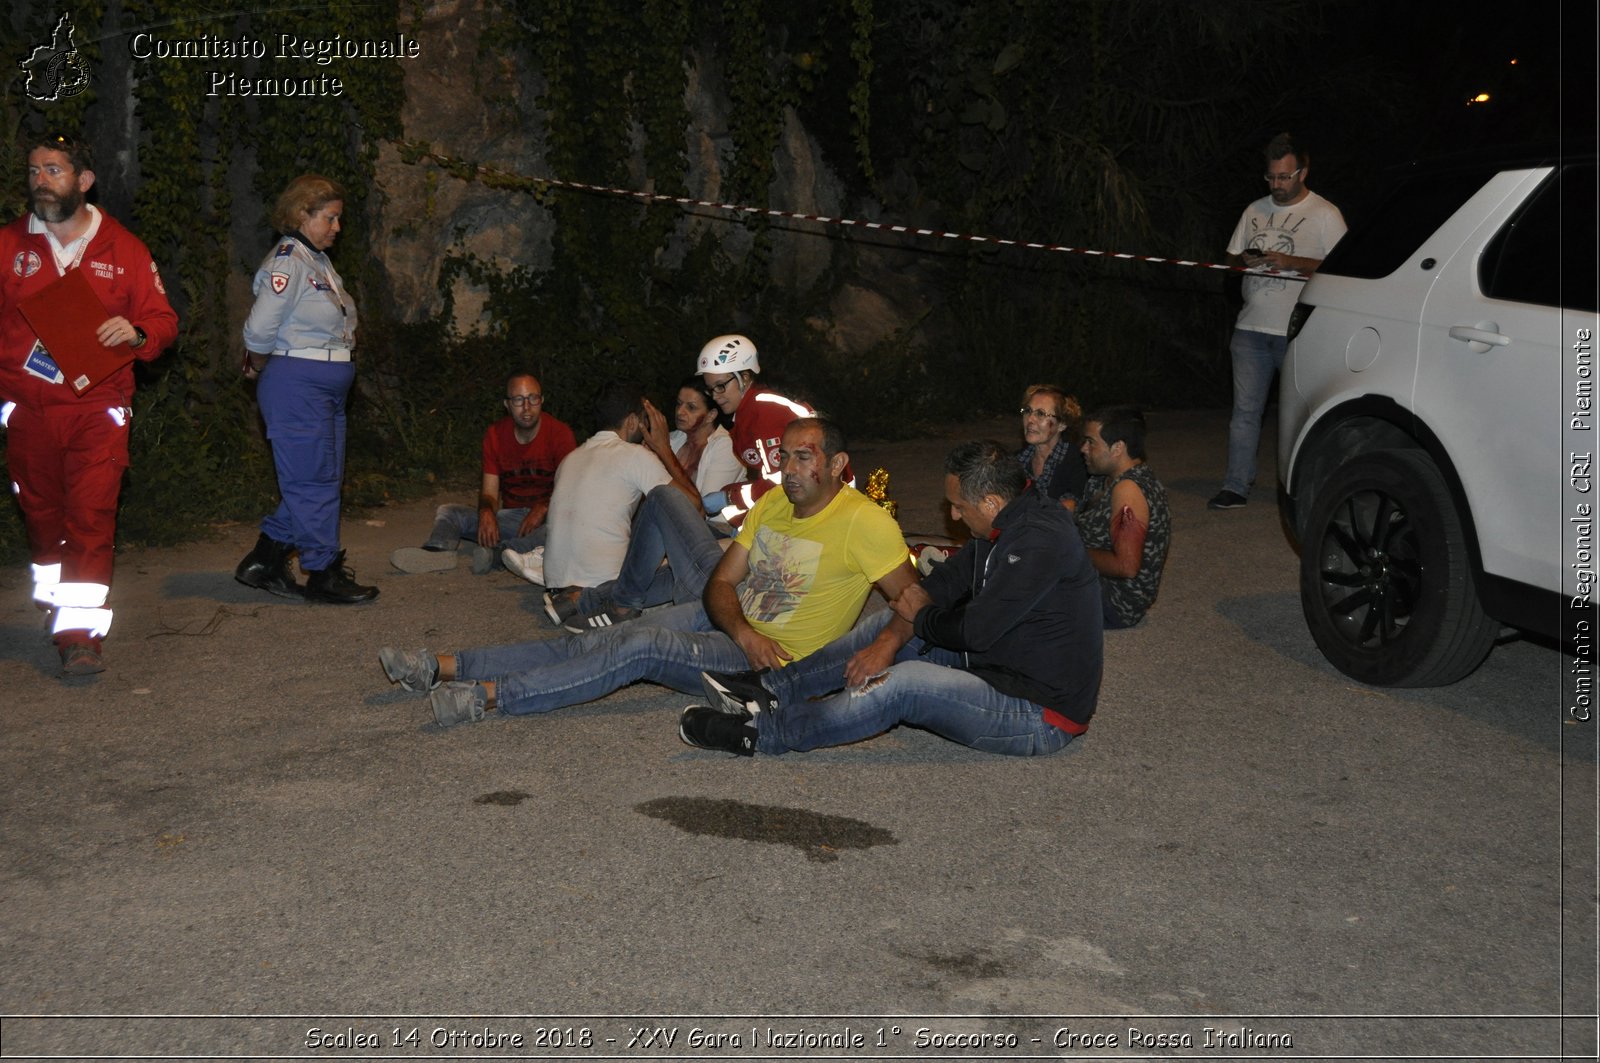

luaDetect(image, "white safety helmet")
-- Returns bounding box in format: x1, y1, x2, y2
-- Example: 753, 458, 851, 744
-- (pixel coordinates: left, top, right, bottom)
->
696, 334, 760, 375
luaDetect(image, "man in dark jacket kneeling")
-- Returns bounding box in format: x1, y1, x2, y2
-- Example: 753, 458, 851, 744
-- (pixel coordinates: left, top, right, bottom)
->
683, 439, 1104, 756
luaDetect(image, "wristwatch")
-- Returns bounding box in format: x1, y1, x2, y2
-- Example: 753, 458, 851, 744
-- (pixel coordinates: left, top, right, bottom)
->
130, 326, 147, 349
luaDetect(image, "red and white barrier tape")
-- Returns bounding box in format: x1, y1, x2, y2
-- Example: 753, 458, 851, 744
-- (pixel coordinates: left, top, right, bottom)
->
401, 142, 1308, 281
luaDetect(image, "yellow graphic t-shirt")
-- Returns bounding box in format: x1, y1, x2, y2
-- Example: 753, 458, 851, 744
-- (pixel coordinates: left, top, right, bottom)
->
735, 485, 908, 662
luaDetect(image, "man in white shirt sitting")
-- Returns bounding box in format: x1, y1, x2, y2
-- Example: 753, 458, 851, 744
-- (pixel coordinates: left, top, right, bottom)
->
510, 385, 699, 616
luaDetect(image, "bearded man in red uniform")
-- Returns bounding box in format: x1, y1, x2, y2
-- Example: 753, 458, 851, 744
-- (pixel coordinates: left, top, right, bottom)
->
0, 135, 179, 674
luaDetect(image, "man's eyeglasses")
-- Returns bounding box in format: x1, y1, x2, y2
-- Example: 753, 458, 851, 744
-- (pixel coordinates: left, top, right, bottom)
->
1263, 167, 1303, 184
1019, 406, 1058, 421
709, 376, 741, 395
506, 394, 543, 408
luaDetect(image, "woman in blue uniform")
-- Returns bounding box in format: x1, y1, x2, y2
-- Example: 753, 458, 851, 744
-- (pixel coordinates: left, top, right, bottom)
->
234, 174, 377, 604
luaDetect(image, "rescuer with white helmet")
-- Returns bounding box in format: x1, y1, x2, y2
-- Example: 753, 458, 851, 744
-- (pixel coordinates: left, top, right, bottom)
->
561, 332, 825, 631
695, 333, 760, 377
694, 333, 815, 525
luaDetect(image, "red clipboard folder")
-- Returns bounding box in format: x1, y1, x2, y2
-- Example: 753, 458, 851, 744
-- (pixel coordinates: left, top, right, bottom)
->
17, 267, 127, 395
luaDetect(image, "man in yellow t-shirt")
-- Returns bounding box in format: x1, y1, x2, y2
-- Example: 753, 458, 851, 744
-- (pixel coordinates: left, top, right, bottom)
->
379, 417, 919, 727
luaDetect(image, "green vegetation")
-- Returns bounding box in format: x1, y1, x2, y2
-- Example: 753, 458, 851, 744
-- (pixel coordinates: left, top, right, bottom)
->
1, 0, 1368, 560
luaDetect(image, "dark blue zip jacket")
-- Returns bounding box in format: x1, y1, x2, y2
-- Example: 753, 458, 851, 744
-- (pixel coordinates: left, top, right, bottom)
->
914, 492, 1104, 728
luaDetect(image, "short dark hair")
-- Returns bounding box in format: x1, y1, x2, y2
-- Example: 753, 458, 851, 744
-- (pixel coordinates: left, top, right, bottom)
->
269, 173, 345, 235
678, 373, 715, 407
505, 370, 540, 393
593, 384, 645, 431
785, 416, 847, 461
1263, 131, 1306, 169
944, 440, 1027, 504
1086, 405, 1148, 461
30, 134, 92, 174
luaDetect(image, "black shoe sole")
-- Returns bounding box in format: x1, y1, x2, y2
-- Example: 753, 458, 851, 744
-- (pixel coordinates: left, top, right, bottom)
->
303, 591, 380, 604
235, 573, 305, 599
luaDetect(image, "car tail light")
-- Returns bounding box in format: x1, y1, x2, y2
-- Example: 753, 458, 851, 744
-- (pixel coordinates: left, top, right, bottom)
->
1286, 302, 1315, 341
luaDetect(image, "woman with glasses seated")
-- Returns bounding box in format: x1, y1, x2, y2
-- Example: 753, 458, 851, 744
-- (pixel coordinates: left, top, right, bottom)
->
235, 174, 381, 604
1017, 384, 1088, 510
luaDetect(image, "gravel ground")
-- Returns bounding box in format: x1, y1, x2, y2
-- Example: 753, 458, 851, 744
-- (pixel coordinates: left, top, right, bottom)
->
1, 409, 1592, 1061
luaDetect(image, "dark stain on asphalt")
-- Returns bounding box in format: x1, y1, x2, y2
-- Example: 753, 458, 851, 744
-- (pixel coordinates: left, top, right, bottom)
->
474, 790, 532, 806
636, 796, 897, 863
924, 951, 1008, 978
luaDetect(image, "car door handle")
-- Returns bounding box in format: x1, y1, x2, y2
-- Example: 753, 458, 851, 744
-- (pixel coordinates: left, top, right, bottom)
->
1448, 324, 1511, 351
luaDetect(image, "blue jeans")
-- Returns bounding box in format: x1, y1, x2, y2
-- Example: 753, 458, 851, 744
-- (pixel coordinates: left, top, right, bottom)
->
757, 646, 1074, 757
425, 504, 545, 554
258, 356, 354, 571
746, 608, 1074, 757
454, 602, 752, 715
575, 485, 724, 610
758, 607, 897, 704
1223, 327, 1288, 498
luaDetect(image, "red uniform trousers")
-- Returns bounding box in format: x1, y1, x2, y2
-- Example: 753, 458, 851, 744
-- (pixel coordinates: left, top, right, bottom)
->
6, 401, 129, 642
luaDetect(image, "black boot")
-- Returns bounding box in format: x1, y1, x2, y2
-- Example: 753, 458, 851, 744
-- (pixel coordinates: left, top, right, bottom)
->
304, 552, 379, 604
235, 533, 303, 598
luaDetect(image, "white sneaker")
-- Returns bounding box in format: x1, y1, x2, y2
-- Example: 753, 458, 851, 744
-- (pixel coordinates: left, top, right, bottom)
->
501, 545, 545, 585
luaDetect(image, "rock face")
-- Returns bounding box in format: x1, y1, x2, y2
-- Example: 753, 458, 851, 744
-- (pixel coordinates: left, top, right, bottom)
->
370, 0, 554, 331
368, 0, 935, 359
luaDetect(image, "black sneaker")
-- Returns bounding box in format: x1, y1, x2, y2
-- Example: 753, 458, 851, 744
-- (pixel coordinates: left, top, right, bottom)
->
679, 705, 757, 756
543, 588, 581, 626
564, 602, 640, 633
1207, 490, 1248, 510
700, 668, 775, 717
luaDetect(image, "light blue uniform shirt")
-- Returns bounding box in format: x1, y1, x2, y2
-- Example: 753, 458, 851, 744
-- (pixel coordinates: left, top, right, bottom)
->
242, 235, 357, 353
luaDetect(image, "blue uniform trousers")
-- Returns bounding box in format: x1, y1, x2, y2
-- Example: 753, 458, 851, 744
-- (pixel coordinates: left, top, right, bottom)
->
257, 356, 354, 571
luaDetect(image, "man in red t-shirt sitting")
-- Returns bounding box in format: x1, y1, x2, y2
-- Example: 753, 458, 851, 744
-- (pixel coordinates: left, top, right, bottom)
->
391, 371, 576, 575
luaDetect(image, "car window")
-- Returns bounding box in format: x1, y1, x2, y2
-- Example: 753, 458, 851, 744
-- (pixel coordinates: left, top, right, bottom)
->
1479, 163, 1598, 312
1316, 168, 1497, 280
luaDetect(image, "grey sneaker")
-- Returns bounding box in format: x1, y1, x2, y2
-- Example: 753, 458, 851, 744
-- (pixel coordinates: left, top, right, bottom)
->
390, 546, 458, 574
700, 668, 774, 717
469, 545, 497, 575
379, 646, 440, 692
679, 705, 756, 755
430, 681, 489, 727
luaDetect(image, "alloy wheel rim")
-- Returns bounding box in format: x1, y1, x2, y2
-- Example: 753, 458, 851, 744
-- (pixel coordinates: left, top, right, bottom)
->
1316, 488, 1422, 648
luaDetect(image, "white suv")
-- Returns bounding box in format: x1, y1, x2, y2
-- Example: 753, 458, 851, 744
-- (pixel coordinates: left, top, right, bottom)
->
1278, 152, 1597, 685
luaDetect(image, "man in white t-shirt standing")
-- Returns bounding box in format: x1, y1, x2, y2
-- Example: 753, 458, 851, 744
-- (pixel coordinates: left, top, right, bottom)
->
528, 385, 700, 602
1209, 132, 1346, 511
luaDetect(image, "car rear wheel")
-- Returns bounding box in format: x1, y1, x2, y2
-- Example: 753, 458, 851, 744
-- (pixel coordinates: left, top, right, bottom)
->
1299, 449, 1497, 686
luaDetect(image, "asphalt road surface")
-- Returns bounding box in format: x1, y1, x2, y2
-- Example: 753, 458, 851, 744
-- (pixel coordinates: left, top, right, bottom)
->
1, 410, 1593, 1061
